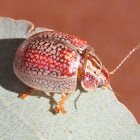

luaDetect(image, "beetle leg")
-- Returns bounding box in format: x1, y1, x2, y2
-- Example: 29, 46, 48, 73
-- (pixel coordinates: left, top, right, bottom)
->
19, 88, 35, 99
56, 93, 72, 114
78, 50, 91, 78
101, 87, 105, 90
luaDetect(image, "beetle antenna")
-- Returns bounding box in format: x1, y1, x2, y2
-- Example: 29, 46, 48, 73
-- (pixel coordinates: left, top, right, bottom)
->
109, 45, 140, 75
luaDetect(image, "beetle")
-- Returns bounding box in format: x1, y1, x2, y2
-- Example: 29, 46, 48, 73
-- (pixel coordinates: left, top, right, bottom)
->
13, 31, 139, 114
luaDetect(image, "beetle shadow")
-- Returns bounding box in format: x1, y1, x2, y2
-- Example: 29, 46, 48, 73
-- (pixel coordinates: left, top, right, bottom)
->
32, 90, 59, 115
0, 39, 58, 115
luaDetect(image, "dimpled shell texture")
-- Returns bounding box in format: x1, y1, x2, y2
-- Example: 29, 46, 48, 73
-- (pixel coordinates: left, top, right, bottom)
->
13, 31, 87, 93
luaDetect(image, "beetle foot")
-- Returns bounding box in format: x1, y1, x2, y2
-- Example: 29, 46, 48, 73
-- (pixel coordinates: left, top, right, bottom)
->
55, 93, 71, 114
101, 87, 105, 90
55, 101, 66, 114
19, 93, 28, 99
19, 89, 35, 99
55, 106, 66, 114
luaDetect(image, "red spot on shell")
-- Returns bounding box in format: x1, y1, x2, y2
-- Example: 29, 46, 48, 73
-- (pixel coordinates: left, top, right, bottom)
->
70, 36, 87, 48
22, 47, 77, 76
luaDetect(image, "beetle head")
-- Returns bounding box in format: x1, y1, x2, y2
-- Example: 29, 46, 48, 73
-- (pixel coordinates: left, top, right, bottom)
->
81, 59, 109, 91
81, 44, 140, 92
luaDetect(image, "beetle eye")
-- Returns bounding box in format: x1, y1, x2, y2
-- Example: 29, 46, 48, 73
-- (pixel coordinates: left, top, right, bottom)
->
98, 79, 103, 88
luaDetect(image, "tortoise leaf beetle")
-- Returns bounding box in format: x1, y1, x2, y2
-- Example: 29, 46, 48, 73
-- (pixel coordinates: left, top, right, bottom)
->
13, 31, 139, 113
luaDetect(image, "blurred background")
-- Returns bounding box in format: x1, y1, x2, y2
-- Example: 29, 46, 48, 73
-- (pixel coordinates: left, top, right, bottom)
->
0, 0, 140, 123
